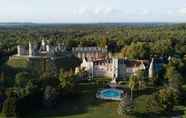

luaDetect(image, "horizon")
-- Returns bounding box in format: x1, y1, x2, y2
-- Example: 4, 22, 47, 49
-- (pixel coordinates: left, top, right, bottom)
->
0, 21, 185, 24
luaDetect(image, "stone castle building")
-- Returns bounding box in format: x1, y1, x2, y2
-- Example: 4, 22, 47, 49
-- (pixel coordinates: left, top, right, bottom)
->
72, 47, 151, 80
16, 42, 163, 80
17, 40, 66, 58
79, 57, 149, 80
72, 47, 109, 61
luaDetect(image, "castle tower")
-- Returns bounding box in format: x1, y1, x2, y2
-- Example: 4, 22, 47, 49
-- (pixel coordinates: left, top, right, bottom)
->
58, 44, 61, 51
41, 39, 46, 51
46, 45, 51, 56
148, 58, 154, 78
17, 45, 21, 56
29, 41, 33, 57
41, 39, 45, 47
46, 45, 50, 52
112, 58, 118, 83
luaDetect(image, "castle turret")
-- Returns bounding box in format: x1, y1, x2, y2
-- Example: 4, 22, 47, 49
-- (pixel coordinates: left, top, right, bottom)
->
41, 39, 45, 47
46, 45, 50, 52
29, 41, 33, 57
112, 58, 118, 79
148, 58, 154, 78
110, 58, 119, 83
41, 39, 46, 51
17, 45, 21, 56
46, 45, 51, 56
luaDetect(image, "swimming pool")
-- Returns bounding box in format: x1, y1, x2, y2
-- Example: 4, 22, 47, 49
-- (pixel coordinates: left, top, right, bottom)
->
96, 88, 124, 101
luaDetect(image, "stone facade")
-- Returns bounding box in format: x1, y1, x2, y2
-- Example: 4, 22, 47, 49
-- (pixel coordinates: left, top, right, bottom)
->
72, 47, 151, 80
80, 57, 148, 80
17, 45, 28, 56
72, 47, 109, 61
17, 40, 66, 58
16, 43, 164, 80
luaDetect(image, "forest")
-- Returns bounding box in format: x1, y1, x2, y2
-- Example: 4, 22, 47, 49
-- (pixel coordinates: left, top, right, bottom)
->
0, 23, 186, 57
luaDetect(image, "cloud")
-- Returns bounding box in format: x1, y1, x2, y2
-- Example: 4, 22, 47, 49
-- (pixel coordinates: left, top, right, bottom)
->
167, 10, 173, 15
73, 7, 123, 17
139, 9, 150, 15
177, 7, 186, 16
133, 9, 150, 16
73, 7, 152, 19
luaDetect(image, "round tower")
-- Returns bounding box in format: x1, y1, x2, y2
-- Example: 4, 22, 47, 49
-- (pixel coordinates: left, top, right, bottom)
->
17, 45, 21, 56
29, 41, 33, 57
148, 58, 154, 78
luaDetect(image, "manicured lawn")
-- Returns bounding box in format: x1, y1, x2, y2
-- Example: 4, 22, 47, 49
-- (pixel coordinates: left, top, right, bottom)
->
61, 101, 121, 118
27, 79, 125, 118
132, 94, 184, 118
0, 112, 5, 118
2, 79, 184, 118
132, 95, 163, 118
7, 57, 29, 69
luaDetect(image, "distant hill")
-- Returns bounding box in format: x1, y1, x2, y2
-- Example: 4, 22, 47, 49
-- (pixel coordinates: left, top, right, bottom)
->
0, 22, 176, 28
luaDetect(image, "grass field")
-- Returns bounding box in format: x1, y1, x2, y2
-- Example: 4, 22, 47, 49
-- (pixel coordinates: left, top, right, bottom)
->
0, 113, 3, 118
1, 78, 185, 118
27, 79, 124, 118
7, 57, 29, 69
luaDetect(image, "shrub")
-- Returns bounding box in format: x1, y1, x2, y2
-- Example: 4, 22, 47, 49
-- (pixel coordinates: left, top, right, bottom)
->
2, 90, 17, 118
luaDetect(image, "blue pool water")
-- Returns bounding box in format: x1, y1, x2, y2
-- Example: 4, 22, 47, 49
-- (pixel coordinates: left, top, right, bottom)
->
96, 88, 124, 101
102, 90, 120, 97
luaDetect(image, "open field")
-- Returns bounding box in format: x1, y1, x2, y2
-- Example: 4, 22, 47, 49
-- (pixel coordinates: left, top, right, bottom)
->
27, 79, 123, 118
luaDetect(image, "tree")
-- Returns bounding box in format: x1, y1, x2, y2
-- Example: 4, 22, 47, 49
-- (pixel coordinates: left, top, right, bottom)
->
15, 72, 30, 88
168, 72, 183, 91
99, 36, 108, 48
25, 79, 40, 95
65, 39, 79, 49
15, 72, 38, 97
121, 47, 128, 58
117, 96, 133, 117
167, 57, 185, 78
155, 87, 178, 112
58, 69, 74, 90
136, 70, 147, 90
183, 110, 186, 118
164, 64, 183, 98
0, 51, 8, 68
124, 42, 150, 59
164, 64, 183, 86
108, 40, 118, 53
2, 89, 17, 118
0, 72, 5, 89
146, 94, 162, 114
151, 73, 161, 86
43, 85, 58, 107
0, 90, 6, 111
152, 39, 173, 57
128, 75, 139, 101
55, 54, 82, 71
79, 39, 97, 47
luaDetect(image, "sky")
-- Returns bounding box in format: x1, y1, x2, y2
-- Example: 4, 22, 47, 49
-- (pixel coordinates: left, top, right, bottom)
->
0, 0, 186, 23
